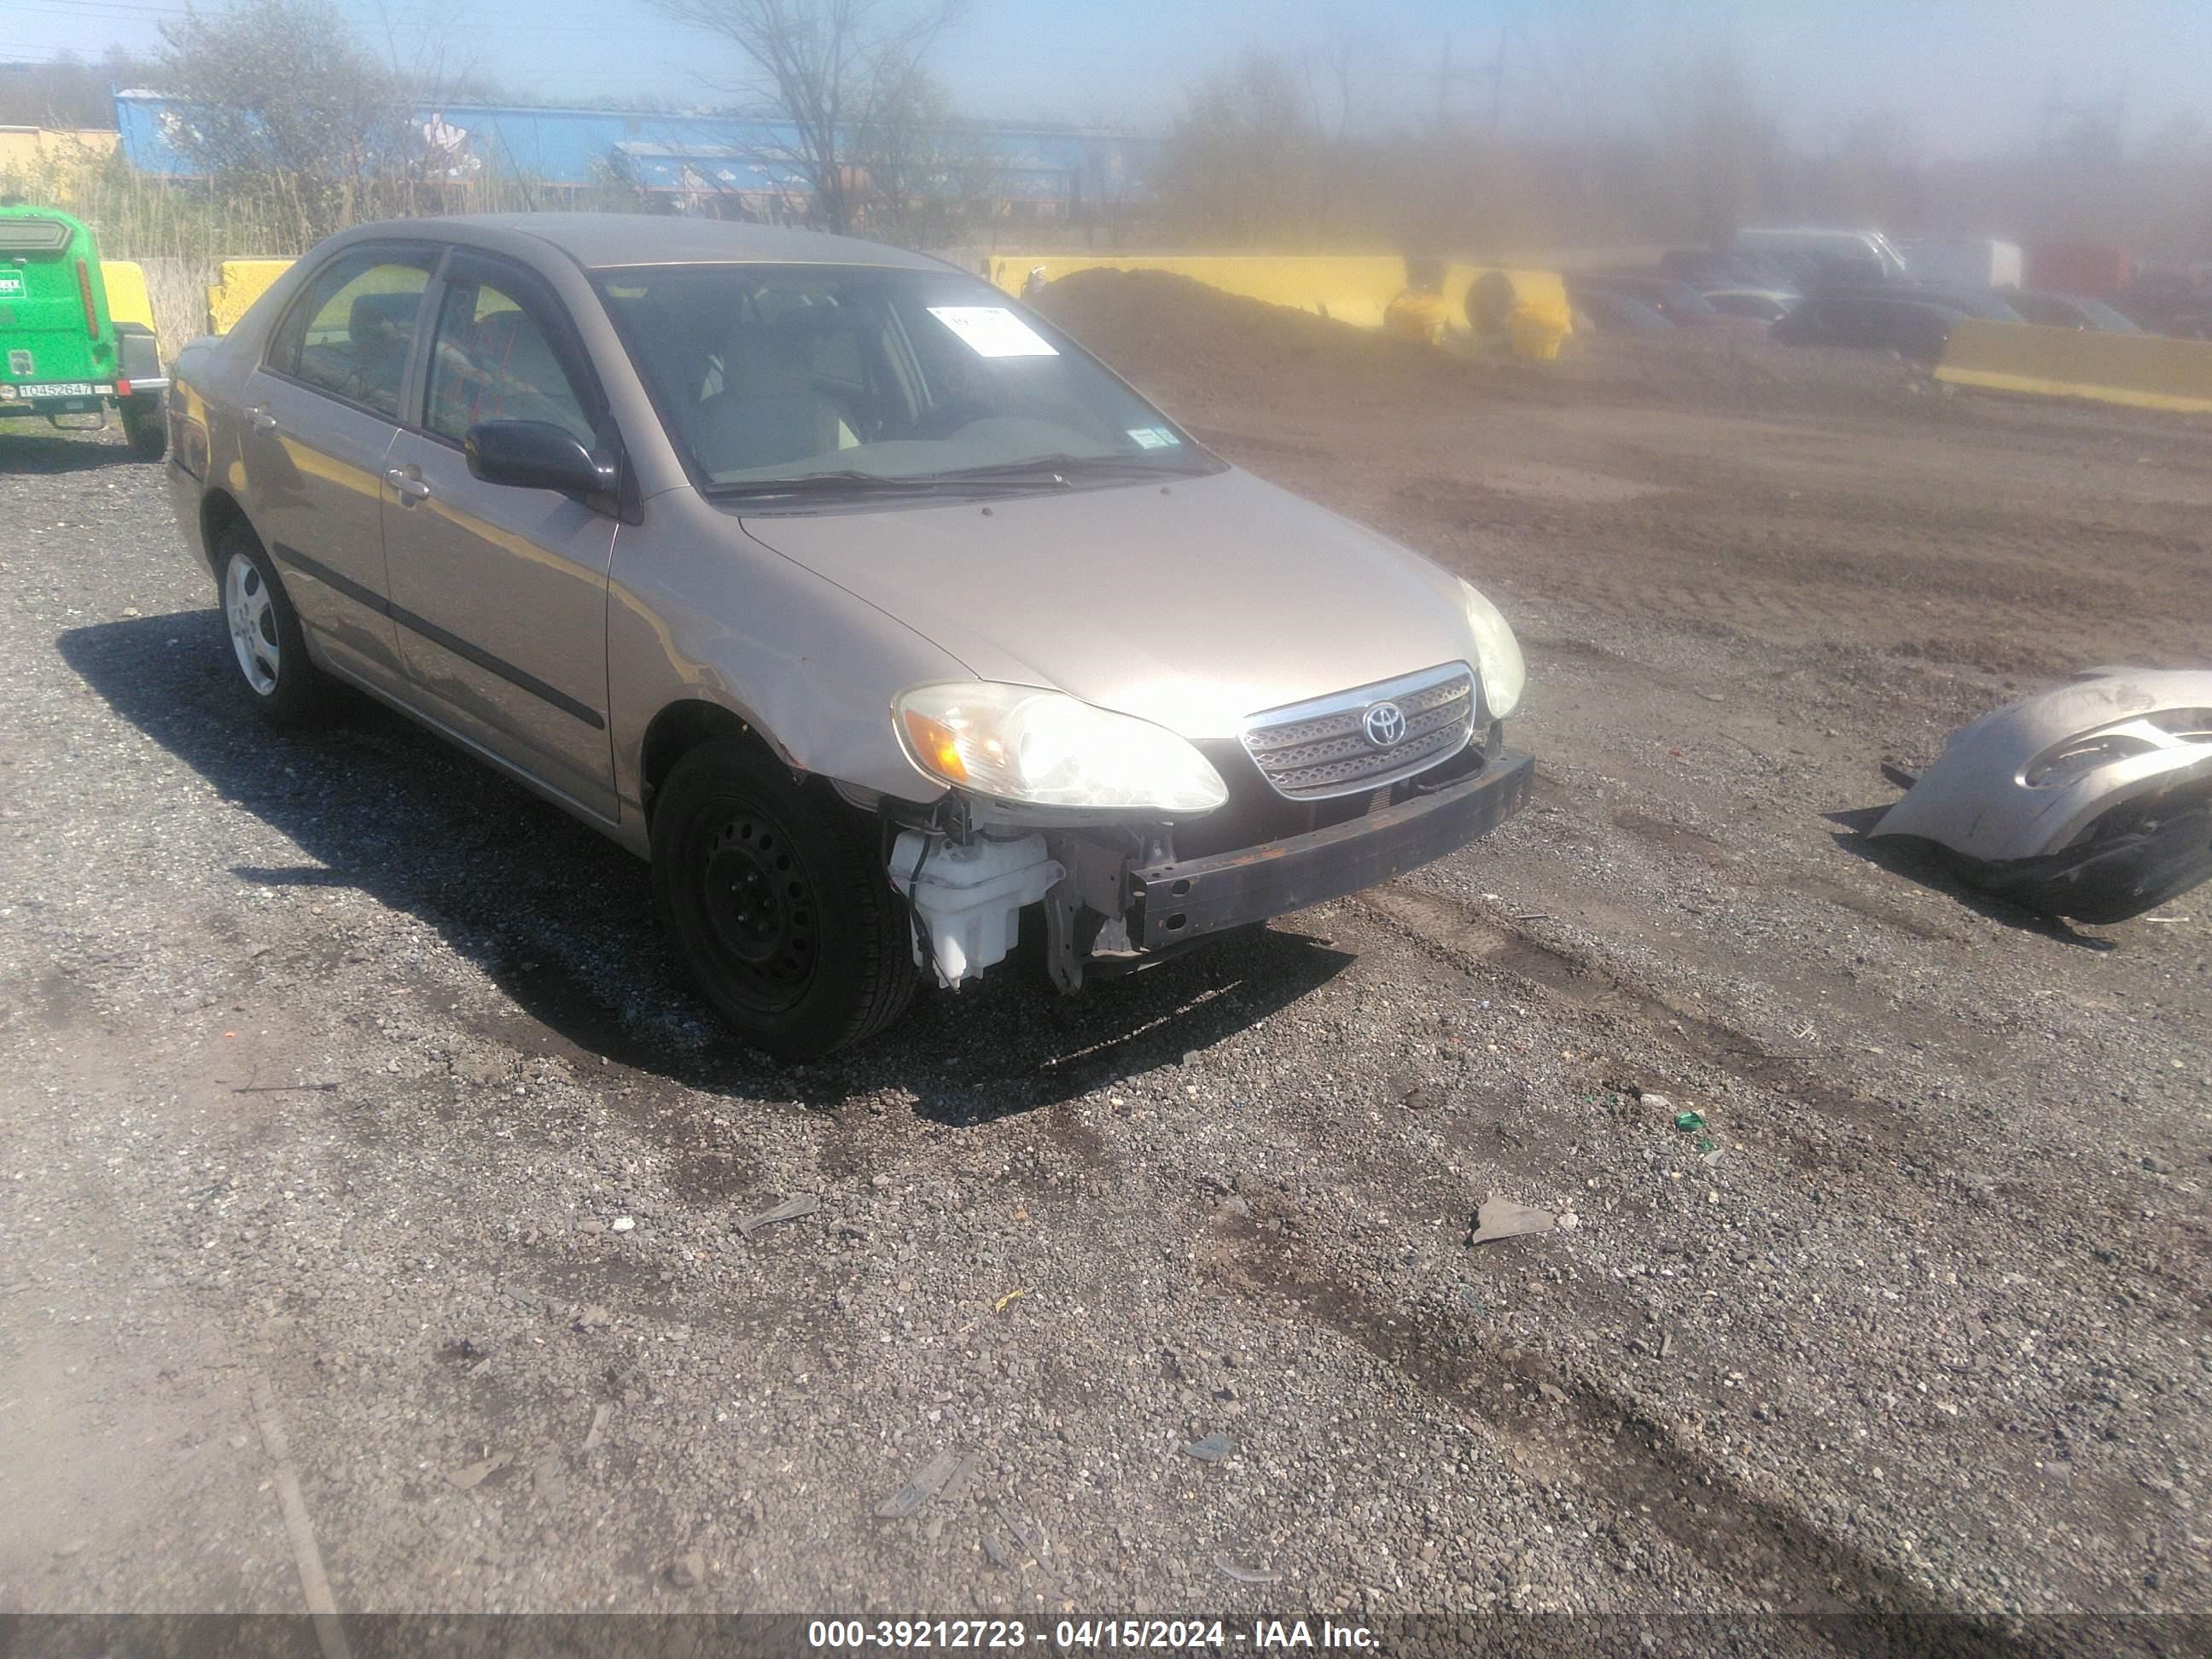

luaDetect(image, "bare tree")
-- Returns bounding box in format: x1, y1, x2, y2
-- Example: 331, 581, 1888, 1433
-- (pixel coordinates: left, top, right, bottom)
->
1656, 50, 1779, 247
0, 49, 157, 130
155, 0, 410, 244
643, 0, 967, 235
1157, 49, 1328, 245
852, 65, 998, 246
1305, 26, 1373, 145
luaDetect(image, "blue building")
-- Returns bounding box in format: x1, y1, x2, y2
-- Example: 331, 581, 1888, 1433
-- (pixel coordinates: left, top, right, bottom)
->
113, 92, 1156, 220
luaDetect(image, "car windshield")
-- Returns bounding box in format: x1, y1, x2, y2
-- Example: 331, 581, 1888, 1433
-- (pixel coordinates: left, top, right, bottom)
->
595, 263, 1220, 496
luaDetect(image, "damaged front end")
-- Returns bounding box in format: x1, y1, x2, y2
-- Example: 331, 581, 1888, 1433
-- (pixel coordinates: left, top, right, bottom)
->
878, 672, 1535, 993
1873, 667, 2212, 924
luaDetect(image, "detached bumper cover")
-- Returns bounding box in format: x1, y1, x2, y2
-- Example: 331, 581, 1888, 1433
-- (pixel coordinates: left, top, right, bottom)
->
1128, 749, 1534, 947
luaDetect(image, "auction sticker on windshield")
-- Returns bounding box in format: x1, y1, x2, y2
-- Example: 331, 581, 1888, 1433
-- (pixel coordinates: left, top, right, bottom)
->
927, 306, 1059, 358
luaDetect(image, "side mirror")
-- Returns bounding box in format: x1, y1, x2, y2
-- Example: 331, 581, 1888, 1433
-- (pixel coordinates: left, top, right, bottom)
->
464, 419, 615, 498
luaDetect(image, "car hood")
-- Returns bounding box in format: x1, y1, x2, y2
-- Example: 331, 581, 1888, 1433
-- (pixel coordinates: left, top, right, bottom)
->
734, 467, 1481, 741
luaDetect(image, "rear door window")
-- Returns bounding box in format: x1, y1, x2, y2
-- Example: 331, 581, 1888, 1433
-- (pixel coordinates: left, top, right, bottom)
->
267, 248, 438, 420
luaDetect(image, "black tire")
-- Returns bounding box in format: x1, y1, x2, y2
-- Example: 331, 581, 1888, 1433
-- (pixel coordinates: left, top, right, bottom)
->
214, 524, 333, 729
119, 394, 166, 462
651, 740, 917, 1059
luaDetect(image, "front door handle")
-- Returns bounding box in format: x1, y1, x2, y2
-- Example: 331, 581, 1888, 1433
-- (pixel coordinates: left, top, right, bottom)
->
385, 467, 431, 505
246, 406, 277, 432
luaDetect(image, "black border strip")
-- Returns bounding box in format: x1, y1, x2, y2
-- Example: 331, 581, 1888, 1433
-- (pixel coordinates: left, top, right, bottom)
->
271, 541, 606, 731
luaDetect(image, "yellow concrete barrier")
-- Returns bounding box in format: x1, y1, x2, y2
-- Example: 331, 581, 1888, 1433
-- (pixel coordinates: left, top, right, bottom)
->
987, 254, 1572, 352
206, 259, 296, 335
98, 261, 158, 334
1936, 318, 2212, 415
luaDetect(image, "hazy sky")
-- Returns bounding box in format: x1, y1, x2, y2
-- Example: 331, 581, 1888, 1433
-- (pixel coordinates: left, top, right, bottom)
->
9, 0, 2209, 157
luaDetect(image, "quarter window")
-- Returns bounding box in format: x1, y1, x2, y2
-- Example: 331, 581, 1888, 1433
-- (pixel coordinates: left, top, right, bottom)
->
270, 250, 436, 419
423, 273, 596, 446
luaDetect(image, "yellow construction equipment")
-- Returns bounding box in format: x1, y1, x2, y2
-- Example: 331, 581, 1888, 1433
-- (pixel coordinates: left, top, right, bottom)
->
1936, 319, 2212, 415
1384, 288, 1452, 344
987, 254, 1572, 357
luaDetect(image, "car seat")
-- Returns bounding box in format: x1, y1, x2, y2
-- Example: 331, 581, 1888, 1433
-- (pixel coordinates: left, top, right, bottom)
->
689, 311, 856, 474
347, 291, 420, 416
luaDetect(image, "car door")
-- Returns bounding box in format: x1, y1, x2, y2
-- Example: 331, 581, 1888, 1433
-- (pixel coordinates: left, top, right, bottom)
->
381, 250, 620, 822
240, 243, 439, 686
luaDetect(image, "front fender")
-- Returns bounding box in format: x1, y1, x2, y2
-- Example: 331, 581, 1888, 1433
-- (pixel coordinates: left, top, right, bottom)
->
608, 489, 968, 845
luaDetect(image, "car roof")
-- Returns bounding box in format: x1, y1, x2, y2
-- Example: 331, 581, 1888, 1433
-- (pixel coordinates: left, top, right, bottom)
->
332, 212, 952, 274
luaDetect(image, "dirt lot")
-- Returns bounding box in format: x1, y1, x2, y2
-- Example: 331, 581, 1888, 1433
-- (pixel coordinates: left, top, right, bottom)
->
1, 275, 2206, 1640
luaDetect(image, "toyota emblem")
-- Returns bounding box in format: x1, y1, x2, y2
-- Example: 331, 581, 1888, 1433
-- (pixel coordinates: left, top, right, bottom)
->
1363, 701, 1408, 748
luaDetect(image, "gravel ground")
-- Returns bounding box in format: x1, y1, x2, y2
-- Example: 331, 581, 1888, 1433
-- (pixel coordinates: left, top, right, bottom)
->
0, 306, 2206, 1644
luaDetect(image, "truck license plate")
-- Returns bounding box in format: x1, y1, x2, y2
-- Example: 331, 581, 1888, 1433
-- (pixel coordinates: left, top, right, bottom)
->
20, 381, 102, 398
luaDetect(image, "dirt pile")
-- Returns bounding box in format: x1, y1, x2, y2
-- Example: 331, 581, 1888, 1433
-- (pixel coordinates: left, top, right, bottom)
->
1031, 266, 1947, 427
1030, 268, 1488, 410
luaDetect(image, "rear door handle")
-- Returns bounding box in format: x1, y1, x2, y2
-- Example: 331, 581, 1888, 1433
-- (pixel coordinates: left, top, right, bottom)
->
247, 406, 277, 432
385, 468, 431, 505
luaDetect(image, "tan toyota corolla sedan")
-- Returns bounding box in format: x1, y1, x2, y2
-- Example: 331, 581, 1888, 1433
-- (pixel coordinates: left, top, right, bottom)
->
165, 215, 1533, 1057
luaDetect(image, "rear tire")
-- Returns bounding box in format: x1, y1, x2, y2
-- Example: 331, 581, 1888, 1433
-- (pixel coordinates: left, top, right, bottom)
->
651, 740, 917, 1059
119, 394, 166, 462
216, 525, 332, 729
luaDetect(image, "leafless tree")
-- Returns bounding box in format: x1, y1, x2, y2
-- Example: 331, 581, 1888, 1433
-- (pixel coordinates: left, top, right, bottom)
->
0, 49, 155, 130
852, 65, 998, 246
1656, 49, 1779, 247
155, 0, 410, 243
1305, 26, 1373, 145
643, 0, 968, 235
1157, 49, 1328, 245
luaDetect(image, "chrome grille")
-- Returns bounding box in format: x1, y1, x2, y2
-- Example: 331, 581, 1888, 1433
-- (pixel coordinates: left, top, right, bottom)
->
1241, 663, 1477, 800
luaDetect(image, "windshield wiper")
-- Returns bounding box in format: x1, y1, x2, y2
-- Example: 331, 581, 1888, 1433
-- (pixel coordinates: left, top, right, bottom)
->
932, 452, 1206, 484
707, 452, 1214, 502
705, 470, 981, 500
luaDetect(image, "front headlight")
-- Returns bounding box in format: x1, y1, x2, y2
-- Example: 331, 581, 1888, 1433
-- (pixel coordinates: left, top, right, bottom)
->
1459, 579, 1526, 720
895, 683, 1229, 814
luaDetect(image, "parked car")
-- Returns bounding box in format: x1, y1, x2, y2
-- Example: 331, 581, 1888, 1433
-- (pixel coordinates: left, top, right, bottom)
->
1771, 294, 1959, 364
1568, 288, 1674, 335
1656, 249, 1777, 288
2116, 271, 2212, 335
2006, 290, 2142, 333
1570, 275, 1721, 325
1699, 288, 1801, 323
0, 203, 168, 458
1809, 281, 2024, 323
162, 216, 1534, 1057
1732, 227, 1910, 282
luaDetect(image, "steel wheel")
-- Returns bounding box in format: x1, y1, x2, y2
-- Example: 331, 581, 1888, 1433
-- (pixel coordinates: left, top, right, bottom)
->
699, 808, 818, 1013
224, 550, 281, 697
651, 740, 917, 1058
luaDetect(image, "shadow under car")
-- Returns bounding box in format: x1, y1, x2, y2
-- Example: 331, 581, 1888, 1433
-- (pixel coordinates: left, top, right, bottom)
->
55, 609, 1356, 1114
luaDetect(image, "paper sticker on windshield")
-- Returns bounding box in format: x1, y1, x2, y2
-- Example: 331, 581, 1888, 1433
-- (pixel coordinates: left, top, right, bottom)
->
928, 306, 1059, 358
1126, 426, 1181, 450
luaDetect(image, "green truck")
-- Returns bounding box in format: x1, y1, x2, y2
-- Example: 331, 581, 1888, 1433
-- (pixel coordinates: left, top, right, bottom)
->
0, 203, 167, 460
